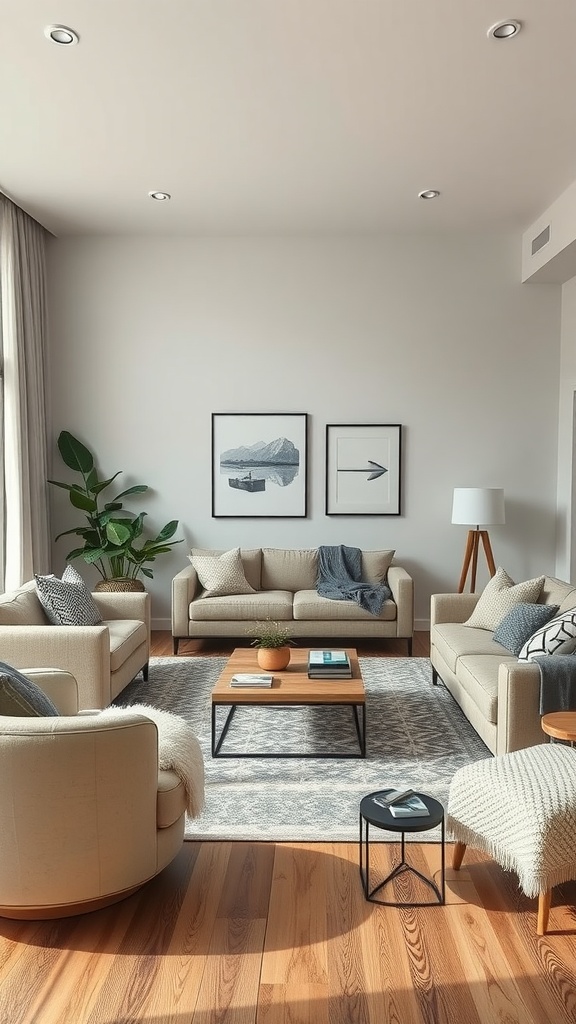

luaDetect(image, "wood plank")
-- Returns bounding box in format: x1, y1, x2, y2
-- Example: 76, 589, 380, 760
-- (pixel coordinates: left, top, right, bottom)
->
261, 843, 328, 986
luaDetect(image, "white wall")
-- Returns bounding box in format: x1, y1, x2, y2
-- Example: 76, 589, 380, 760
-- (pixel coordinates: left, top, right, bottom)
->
556, 275, 576, 580
46, 234, 562, 628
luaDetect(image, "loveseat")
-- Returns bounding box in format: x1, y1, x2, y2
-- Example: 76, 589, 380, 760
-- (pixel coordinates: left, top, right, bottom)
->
172, 547, 413, 654
430, 574, 576, 755
0, 580, 150, 709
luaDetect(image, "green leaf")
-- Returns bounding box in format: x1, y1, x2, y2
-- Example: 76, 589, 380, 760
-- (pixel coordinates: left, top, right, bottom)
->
140, 567, 154, 579
57, 431, 94, 475
47, 479, 74, 493
114, 485, 149, 500
106, 521, 132, 546
156, 520, 180, 542
69, 489, 97, 513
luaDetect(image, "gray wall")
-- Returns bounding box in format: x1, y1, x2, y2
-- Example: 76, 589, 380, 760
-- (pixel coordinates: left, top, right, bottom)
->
46, 233, 562, 628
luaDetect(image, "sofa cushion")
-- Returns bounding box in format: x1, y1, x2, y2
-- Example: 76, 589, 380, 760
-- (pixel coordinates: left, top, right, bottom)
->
0, 582, 49, 626
294, 589, 396, 622
361, 550, 395, 585
189, 591, 293, 622
189, 548, 261, 591
0, 662, 59, 717
493, 602, 560, 656
35, 565, 102, 626
538, 576, 576, 613
456, 654, 517, 725
433, 622, 511, 674
463, 568, 545, 631
518, 606, 576, 661
107, 620, 149, 672
189, 547, 256, 597
157, 769, 188, 828
261, 549, 318, 592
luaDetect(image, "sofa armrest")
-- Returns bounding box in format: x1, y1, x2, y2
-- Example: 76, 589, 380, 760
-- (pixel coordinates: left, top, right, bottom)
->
387, 566, 414, 637
430, 593, 479, 626
172, 565, 200, 636
0, 625, 111, 708
496, 661, 547, 754
21, 668, 79, 715
92, 590, 151, 628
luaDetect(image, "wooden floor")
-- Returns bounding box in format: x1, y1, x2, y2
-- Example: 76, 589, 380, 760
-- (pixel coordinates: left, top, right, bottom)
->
2, 632, 575, 1024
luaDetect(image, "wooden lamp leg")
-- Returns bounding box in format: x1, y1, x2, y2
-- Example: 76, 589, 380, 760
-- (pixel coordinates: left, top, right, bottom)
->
457, 532, 476, 593
458, 529, 497, 593
480, 530, 497, 577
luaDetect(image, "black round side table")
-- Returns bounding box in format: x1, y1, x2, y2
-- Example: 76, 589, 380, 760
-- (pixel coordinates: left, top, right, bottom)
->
359, 789, 445, 906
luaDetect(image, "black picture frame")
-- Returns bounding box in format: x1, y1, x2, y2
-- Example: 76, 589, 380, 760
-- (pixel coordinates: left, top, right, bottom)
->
212, 413, 308, 518
325, 423, 402, 516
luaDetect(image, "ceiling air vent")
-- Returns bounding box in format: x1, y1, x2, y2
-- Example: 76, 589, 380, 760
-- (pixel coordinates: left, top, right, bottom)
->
531, 225, 550, 256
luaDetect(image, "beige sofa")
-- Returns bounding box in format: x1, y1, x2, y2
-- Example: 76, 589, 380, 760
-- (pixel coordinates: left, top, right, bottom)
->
0, 580, 150, 709
430, 575, 576, 755
172, 547, 413, 655
0, 668, 186, 919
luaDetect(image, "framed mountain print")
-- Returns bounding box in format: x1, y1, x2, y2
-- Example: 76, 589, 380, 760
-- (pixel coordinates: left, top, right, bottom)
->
212, 412, 308, 517
325, 423, 402, 516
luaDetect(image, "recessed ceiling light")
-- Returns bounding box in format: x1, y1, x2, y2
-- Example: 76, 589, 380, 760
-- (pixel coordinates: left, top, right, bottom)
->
488, 20, 521, 39
148, 191, 171, 201
418, 190, 440, 200
44, 24, 79, 46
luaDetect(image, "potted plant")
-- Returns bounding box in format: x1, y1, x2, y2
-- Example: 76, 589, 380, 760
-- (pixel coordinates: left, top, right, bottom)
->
247, 619, 295, 671
48, 430, 183, 591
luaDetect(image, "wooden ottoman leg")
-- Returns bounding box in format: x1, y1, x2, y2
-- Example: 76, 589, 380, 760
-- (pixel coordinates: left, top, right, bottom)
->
537, 890, 551, 935
452, 842, 467, 870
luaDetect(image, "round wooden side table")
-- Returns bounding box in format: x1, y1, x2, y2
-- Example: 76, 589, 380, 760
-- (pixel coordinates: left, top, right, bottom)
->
541, 711, 576, 745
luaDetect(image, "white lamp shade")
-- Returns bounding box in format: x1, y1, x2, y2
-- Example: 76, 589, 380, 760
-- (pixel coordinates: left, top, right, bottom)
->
451, 487, 505, 526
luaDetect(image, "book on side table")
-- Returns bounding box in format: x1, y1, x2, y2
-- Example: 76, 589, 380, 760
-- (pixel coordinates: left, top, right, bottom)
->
388, 794, 430, 818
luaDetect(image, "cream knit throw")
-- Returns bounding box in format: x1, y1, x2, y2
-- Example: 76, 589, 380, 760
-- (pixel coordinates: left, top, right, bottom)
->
447, 743, 576, 898
98, 703, 205, 818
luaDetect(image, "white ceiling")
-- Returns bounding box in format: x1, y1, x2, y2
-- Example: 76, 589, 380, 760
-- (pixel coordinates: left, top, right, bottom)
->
2, 1, 576, 237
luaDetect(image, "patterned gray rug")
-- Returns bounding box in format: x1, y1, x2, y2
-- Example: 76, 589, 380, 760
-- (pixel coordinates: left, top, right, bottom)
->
115, 656, 491, 842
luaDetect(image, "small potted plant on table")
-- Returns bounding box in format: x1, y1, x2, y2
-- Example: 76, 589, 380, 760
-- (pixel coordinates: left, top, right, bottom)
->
247, 620, 295, 671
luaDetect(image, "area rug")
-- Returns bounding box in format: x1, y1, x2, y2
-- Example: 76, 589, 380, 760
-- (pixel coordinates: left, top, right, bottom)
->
115, 656, 491, 842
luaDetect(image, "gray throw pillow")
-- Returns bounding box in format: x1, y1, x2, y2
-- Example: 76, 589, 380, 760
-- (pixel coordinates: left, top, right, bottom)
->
0, 661, 59, 717
35, 564, 102, 626
493, 603, 560, 656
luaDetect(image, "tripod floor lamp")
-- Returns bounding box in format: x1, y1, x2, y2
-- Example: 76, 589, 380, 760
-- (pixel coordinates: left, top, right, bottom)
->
452, 487, 505, 593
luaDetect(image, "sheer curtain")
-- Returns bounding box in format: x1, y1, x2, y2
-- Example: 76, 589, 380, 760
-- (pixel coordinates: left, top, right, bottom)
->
0, 195, 51, 590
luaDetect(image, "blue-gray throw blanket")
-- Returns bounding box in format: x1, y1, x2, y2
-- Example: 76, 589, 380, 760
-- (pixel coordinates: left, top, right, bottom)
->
533, 655, 576, 715
317, 544, 391, 616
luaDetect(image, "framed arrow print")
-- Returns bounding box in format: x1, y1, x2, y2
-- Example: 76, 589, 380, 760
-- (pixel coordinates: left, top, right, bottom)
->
325, 423, 402, 516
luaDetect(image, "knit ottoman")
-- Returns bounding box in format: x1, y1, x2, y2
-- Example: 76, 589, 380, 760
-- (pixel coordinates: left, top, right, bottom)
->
447, 743, 576, 934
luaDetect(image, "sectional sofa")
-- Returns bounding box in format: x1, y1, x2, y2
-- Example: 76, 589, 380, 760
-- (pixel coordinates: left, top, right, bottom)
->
171, 547, 413, 654
430, 575, 576, 755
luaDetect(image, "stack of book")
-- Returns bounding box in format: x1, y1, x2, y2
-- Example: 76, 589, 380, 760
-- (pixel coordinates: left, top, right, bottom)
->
230, 673, 273, 688
307, 649, 352, 679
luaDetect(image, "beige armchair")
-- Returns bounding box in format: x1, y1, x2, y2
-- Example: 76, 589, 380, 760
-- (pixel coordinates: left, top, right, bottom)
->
0, 580, 150, 709
0, 668, 187, 919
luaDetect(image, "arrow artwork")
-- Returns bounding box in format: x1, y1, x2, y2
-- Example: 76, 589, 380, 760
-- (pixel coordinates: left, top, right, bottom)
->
338, 459, 388, 482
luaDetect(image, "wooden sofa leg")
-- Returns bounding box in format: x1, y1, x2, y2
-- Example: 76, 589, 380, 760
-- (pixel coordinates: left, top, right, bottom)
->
452, 841, 466, 870
173, 638, 179, 656
407, 637, 413, 656
537, 890, 551, 935
142, 662, 149, 682
432, 666, 439, 686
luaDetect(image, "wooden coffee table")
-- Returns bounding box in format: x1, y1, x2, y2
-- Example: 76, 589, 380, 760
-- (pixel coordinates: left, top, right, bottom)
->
211, 647, 366, 759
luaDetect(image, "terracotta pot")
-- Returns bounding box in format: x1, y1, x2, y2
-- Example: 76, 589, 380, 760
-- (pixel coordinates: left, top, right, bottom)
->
93, 577, 146, 593
257, 646, 291, 671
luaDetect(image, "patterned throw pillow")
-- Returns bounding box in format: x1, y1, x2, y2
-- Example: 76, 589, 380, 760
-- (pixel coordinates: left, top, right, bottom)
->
189, 547, 256, 597
0, 662, 59, 717
518, 607, 576, 661
35, 565, 102, 626
463, 567, 545, 631
493, 603, 559, 656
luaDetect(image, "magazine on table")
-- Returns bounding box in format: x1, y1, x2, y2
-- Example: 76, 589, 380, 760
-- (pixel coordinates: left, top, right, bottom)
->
388, 794, 430, 818
230, 673, 273, 688
308, 649, 350, 665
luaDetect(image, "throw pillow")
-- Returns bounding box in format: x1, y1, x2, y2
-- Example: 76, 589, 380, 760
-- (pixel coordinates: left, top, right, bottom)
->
35, 565, 102, 626
518, 606, 576, 661
189, 547, 256, 597
493, 603, 560, 656
0, 661, 59, 717
463, 567, 545, 632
